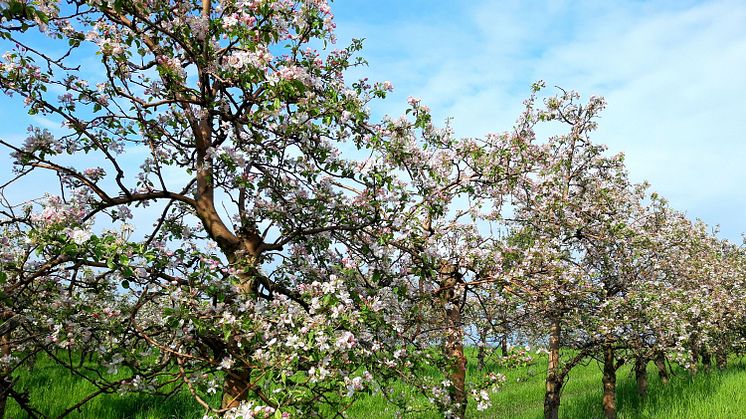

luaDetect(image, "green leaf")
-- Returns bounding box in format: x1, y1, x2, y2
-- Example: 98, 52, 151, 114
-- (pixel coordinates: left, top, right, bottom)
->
63, 243, 78, 255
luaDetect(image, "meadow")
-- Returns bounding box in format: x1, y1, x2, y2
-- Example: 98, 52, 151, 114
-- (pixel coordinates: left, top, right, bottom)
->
6, 352, 746, 418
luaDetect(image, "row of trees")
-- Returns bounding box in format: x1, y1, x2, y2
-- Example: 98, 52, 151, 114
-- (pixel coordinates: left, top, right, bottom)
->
1, 1, 744, 418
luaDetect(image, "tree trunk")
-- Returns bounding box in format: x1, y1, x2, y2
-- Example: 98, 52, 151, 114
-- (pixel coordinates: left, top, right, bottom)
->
602, 345, 617, 419
634, 357, 648, 398
654, 351, 669, 384
501, 334, 509, 357
414, 278, 425, 338
477, 345, 486, 370
716, 350, 727, 369
220, 261, 260, 410
701, 351, 711, 370
689, 341, 699, 375
222, 365, 251, 409
0, 375, 9, 419
444, 319, 467, 419
544, 319, 562, 419
0, 317, 13, 418
441, 265, 467, 419
477, 328, 488, 370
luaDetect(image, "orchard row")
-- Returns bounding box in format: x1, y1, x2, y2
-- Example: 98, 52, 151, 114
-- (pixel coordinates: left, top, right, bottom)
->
0, 1, 741, 418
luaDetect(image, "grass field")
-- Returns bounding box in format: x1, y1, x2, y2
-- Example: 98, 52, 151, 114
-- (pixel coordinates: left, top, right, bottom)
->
6, 353, 746, 418
344, 355, 746, 418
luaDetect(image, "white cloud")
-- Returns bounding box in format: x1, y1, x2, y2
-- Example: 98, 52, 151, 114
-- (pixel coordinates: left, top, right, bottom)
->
335, 0, 746, 240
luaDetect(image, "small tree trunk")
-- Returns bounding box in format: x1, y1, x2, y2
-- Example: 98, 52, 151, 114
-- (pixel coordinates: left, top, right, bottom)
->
634, 357, 648, 398
0, 376, 9, 419
501, 334, 509, 357
690, 341, 699, 375
222, 268, 260, 408
0, 318, 13, 418
414, 278, 425, 338
654, 351, 669, 384
222, 365, 251, 409
701, 351, 711, 370
544, 319, 562, 419
445, 322, 467, 419
602, 345, 617, 419
78, 350, 89, 368
441, 265, 467, 419
716, 350, 728, 369
477, 331, 487, 370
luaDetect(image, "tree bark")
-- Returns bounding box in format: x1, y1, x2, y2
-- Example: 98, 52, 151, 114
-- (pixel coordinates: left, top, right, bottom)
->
634, 357, 648, 398
654, 351, 669, 384
701, 351, 711, 370
441, 265, 467, 419
0, 342, 9, 418
0, 314, 14, 418
222, 365, 251, 409
218, 258, 254, 409
689, 339, 699, 375
716, 350, 727, 369
501, 334, 509, 357
0, 376, 8, 419
477, 336, 486, 370
544, 319, 562, 419
602, 345, 617, 419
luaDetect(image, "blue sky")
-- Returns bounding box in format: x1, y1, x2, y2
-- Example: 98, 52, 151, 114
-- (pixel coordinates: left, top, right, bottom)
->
331, 0, 746, 241
1, 0, 744, 241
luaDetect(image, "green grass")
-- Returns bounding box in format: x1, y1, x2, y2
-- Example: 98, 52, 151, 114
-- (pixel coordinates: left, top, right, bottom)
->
4, 355, 214, 419
346, 355, 746, 418
5, 354, 746, 418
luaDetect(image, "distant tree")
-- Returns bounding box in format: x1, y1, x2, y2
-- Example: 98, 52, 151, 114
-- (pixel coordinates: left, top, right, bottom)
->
503, 89, 628, 419
366, 93, 534, 418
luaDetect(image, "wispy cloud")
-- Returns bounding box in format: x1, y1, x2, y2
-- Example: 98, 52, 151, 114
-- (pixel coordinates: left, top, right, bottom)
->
334, 0, 746, 240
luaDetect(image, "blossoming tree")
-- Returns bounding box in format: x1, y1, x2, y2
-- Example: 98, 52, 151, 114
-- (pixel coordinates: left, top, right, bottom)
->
0, 0, 414, 416
2, 1, 745, 418
362, 92, 537, 418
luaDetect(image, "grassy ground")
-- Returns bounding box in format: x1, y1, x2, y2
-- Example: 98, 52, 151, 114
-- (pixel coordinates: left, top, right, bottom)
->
489, 357, 746, 418
6, 353, 746, 418
344, 355, 746, 418
4, 355, 214, 419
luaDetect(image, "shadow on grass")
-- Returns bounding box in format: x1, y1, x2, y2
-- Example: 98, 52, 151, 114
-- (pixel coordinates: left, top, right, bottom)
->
5, 354, 214, 419
6, 390, 207, 419
89, 392, 205, 419
561, 363, 746, 419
